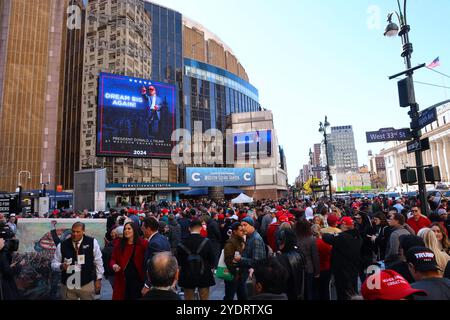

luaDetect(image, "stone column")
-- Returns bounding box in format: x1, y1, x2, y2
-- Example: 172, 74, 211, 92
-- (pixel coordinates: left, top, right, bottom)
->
430, 141, 436, 166
442, 138, 450, 182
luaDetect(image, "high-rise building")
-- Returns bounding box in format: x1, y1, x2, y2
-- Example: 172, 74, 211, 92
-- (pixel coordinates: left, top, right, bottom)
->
79, 0, 153, 191
313, 143, 321, 178
328, 125, 359, 173
79, 1, 263, 205
0, 0, 68, 192
302, 164, 310, 182
57, 0, 86, 190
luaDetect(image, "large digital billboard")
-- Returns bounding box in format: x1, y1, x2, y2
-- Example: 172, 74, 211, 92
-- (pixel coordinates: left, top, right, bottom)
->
97, 73, 176, 158
233, 130, 272, 160
186, 167, 255, 187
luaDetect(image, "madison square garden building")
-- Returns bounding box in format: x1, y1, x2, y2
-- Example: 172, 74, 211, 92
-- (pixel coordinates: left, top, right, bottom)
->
0, 0, 287, 208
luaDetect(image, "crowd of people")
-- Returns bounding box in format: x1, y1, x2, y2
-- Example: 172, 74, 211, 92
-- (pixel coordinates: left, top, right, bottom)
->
1, 194, 450, 300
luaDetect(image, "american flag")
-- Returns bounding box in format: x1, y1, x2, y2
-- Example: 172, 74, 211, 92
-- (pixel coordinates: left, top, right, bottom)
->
427, 57, 440, 69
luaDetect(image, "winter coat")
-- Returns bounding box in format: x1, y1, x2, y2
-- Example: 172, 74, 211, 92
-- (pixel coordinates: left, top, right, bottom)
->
373, 225, 389, 261
177, 217, 191, 241
385, 225, 413, 266
176, 233, 216, 289
323, 229, 362, 281
167, 220, 181, 254
223, 234, 245, 276
207, 219, 222, 243
110, 238, 148, 300
297, 235, 320, 275
0, 250, 21, 300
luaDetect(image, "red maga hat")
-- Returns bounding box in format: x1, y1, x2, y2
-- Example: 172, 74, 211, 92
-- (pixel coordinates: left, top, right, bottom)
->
361, 270, 426, 300
338, 216, 354, 227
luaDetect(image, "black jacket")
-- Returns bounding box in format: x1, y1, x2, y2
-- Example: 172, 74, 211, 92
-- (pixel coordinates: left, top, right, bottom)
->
207, 219, 222, 243
278, 248, 306, 300
373, 225, 389, 261
168, 220, 181, 252
177, 217, 191, 241
0, 250, 21, 300
323, 229, 362, 278
176, 233, 216, 289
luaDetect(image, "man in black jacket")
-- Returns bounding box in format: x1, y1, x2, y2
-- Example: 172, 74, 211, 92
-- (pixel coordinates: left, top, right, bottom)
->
323, 217, 362, 300
277, 228, 306, 300
177, 210, 192, 242
176, 219, 216, 300
207, 213, 222, 268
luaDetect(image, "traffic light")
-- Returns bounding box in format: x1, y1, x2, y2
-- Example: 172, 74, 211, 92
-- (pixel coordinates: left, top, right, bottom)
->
400, 169, 417, 184
398, 77, 416, 108
425, 166, 441, 183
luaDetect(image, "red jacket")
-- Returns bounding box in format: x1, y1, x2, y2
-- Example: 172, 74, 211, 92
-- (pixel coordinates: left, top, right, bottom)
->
200, 224, 208, 238
110, 238, 148, 300
316, 238, 332, 272
407, 216, 432, 235
267, 222, 280, 252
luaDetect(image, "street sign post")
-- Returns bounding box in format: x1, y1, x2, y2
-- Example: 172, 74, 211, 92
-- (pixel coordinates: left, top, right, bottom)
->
366, 127, 412, 143
312, 166, 327, 172
407, 137, 430, 154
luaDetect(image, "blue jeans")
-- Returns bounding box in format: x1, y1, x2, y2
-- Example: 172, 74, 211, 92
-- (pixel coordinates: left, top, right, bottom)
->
224, 276, 247, 300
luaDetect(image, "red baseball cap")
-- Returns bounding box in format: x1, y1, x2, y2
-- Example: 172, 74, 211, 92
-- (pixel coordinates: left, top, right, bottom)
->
161, 208, 169, 214
327, 214, 339, 226
361, 270, 426, 300
218, 214, 225, 220
338, 216, 354, 227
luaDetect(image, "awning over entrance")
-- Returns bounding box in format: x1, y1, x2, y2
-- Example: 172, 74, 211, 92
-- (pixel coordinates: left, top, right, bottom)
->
106, 183, 191, 192
181, 187, 245, 196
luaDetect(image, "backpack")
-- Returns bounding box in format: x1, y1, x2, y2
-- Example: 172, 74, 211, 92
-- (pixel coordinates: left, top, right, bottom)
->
179, 238, 209, 278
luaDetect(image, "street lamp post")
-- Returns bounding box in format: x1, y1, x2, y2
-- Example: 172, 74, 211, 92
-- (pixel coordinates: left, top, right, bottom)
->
319, 116, 332, 201
384, 0, 427, 214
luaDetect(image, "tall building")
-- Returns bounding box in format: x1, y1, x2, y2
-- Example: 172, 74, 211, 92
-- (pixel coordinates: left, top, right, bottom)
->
0, 0, 68, 192
328, 125, 359, 173
79, 0, 153, 192
57, 0, 86, 190
79, 1, 263, 206
302, 164, 310, 182
313, 143, 321, 178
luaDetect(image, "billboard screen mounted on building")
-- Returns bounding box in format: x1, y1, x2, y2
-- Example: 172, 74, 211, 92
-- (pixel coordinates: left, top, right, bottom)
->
233, 130, 272, 160
186, 167, 255, 187
96, 72, 176, 158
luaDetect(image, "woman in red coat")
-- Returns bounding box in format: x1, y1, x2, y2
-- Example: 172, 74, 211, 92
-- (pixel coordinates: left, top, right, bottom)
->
110, 221, 148, 300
